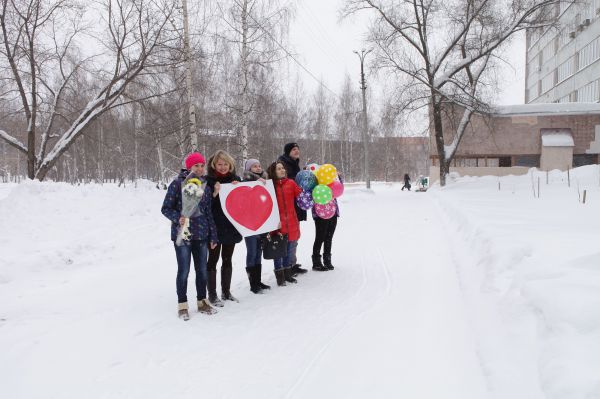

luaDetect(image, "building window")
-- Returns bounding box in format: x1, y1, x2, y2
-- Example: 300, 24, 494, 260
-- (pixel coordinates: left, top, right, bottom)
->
577, 36, 600, 71
560, 0, 572, 15
456, 158, 477, 167
557, 56, 574, 83
487, 158, 500, 167
559, 28, 570, 48
573, 154, 598, 167
542, 72, 555, 93
576, 80, 600, 102
499, 157, 512, 167
570, 90, 578, 102
514, 155, 540, 167
543, 39, 555, 61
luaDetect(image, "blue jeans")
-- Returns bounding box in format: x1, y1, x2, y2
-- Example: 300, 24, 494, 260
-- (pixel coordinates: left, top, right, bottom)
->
288, 240, 298, 266
273, 240, 297, 270
174, 240, 208, 303
244, 235, 263, 268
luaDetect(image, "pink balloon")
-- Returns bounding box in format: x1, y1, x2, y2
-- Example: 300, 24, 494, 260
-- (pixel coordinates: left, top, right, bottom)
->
314, 202, 336, 219
328, 180, 344, 198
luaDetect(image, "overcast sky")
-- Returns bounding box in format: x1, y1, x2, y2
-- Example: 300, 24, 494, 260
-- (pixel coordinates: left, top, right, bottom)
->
287, 0, 526, 107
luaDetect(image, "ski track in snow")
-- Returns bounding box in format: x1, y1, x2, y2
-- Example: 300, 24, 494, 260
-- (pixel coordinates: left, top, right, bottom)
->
283, 246, 394, 399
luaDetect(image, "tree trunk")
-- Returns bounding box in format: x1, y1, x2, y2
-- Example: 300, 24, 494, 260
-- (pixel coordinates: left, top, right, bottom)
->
156, 130, 166, 186
182, 0, 198, 152
98, 122, 105, 184
239, 0, 249, 162
431, 97, 448, 186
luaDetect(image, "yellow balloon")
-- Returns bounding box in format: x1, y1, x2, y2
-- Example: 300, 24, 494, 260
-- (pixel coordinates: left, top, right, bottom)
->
316, 164, 337, 185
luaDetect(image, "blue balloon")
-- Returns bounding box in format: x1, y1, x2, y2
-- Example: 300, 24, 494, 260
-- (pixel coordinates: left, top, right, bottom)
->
295, 170, 318, 191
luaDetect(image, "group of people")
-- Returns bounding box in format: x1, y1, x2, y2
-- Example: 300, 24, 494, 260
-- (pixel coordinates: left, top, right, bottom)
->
161, 143, 340, 320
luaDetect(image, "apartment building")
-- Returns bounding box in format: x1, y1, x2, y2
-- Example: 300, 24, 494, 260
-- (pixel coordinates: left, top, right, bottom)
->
526, 0, 600, 103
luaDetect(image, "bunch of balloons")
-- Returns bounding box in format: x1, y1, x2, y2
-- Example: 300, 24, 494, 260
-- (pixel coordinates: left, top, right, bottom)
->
295, 163, 344, 219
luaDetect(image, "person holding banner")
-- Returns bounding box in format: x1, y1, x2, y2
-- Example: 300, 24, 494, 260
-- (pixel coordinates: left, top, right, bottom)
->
242, 158, 271, 293
161, 152, 218, 320
205, 150, 243, 305
267, 161, 303, 286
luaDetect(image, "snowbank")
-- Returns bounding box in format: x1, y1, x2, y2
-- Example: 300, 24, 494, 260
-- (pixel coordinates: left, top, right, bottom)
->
431, 165, 600, 399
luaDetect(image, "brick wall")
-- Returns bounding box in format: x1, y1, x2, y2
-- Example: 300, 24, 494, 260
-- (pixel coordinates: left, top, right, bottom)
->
430, 104, 600, 158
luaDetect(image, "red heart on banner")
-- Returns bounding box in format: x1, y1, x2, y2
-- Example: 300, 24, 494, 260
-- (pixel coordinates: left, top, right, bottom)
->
225, 185, 273, 231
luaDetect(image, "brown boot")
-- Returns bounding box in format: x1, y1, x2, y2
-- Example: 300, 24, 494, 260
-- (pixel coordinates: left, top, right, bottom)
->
197, 299, 217, 315
274, 269, 286, 286
178, 302, 190, 321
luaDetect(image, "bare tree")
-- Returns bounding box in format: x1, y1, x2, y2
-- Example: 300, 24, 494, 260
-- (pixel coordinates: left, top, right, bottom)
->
219, 0, 291, 162
344, 0, 568, 185
0, 0, 180, 180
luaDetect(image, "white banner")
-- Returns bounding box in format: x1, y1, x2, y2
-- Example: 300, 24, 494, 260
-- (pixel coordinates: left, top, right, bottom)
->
218, 180, 280, 237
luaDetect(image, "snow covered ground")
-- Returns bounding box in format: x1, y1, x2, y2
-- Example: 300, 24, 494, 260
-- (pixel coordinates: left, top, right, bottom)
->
1, 167, 599, 399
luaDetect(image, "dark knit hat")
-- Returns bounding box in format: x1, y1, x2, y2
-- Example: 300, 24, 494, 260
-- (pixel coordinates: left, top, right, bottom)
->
284, 142, 299, 156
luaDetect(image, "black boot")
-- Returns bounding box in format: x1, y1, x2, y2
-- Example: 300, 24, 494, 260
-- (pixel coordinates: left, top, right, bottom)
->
312, 254, 328, 271
274, 269, 286, 286
207, 270, 224, 307
246, 266, 262, 294
221, 266, 238, 302
323, 253, 334, 270
256, 264, 270, 290
292, 264, 308, 275
283, 267, 297, 284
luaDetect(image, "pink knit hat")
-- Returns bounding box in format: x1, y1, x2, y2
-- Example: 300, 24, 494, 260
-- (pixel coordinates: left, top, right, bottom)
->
185, 152, 206, 169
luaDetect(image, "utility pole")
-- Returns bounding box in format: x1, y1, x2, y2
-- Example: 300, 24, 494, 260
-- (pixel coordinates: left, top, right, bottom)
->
182, 0, 198, 152
354, 49, 372, 189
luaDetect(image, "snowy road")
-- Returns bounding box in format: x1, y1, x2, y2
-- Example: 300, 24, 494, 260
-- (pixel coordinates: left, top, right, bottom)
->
0, 183, 490, 399
2, 176, 599, 398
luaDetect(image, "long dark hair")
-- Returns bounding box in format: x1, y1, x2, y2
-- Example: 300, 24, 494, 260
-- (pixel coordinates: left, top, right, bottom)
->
267, 161, 285, 181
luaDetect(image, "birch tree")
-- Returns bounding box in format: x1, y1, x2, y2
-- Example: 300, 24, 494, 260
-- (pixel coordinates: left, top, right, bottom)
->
219, 0, 290, 162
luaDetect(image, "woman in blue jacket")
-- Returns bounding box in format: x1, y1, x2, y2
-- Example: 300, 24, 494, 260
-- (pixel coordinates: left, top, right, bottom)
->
161, 152, 218, 320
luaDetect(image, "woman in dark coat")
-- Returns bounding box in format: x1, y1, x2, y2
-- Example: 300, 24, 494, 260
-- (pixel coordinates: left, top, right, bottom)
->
205, 150, 242, 305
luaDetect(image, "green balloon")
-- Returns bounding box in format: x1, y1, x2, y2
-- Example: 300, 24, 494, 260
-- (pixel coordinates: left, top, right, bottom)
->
312, 184, 333, 205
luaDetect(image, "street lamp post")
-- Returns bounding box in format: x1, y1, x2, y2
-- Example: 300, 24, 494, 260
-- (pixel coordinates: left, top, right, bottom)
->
354, 49, 372, 189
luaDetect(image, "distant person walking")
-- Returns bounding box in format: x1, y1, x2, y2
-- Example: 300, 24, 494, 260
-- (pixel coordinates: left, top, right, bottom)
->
402, 173, 411, 191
